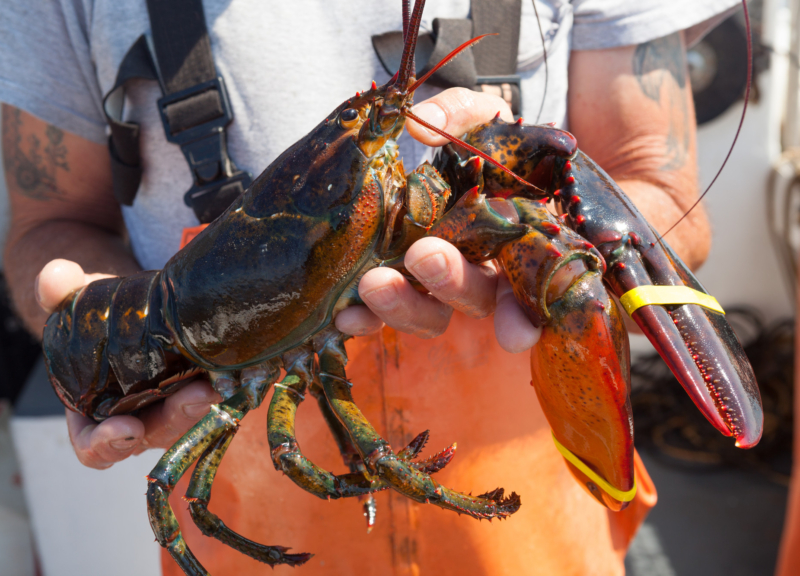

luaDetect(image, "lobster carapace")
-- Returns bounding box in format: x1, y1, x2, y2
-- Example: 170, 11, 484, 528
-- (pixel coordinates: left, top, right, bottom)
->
42, 0, 762, 572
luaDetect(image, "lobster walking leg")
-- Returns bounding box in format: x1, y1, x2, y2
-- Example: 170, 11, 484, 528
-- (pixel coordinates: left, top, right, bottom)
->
268, 374, 382, 499
268, 374, 458, 500
146, 389, 248, 576
185, 431, 313, 567
146, 365, 308, 575
315, 327, 521, 520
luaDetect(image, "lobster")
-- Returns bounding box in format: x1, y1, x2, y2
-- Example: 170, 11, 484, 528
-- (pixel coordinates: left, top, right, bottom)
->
41, 0, 763, 573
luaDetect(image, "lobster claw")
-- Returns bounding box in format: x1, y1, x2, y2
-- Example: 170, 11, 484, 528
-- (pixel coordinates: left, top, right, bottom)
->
555, 152, 763, 448
494, 198, 635, 511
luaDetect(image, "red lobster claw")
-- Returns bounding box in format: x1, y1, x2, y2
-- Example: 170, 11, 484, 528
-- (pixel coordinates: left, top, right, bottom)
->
493, 198, 635, 511
554, 152, 763, 449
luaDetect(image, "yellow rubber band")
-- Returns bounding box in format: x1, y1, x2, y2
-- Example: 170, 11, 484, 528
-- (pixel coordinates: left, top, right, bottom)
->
552, 433, 637, 502
619, 285, 724, 316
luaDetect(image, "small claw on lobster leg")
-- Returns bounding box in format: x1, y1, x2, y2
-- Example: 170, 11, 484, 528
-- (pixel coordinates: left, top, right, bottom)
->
555, 152, 763, 448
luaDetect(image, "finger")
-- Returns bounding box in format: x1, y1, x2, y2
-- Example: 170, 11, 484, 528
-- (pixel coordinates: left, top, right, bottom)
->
335, 305, 385, 336
66, 409, 144, 469
138, 379, 221, 450
359, 267, 453, 338
495, 274, 542, 353
404, 237, 497, 319
406, 87, 514, 147
36, 259, 115, 313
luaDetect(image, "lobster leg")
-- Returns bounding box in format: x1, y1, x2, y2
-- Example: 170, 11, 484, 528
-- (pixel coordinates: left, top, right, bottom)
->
146, 389, 249, 576
268, 373, 383, 499
268, 373, 458, 501
185, 430, 312, 567
314, 326, 521, 520
146, 364, 308, 575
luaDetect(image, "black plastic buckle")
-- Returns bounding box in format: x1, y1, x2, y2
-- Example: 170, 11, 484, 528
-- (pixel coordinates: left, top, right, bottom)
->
157, 77, 252, 223
476, 75, 523, 119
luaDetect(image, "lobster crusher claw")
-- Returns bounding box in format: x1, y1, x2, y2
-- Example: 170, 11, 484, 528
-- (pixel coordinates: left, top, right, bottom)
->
552, 434, 637, 503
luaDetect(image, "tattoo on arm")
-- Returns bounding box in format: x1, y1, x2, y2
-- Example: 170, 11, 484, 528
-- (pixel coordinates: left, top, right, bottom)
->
633, 33, 686, 99
632, 33, 690, 171
2, 107, 70, 200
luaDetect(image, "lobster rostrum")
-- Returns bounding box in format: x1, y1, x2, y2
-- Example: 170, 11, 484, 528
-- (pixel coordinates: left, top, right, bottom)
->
41, 0, 762, 573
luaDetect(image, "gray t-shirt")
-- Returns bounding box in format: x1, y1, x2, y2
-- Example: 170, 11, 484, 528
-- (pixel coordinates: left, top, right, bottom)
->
0, 0, 739, 270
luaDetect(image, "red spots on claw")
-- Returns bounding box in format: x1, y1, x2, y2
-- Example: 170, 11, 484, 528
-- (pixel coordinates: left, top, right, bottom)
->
516, 117, 524, 125
547, 121, 556, 127
565, 175, 576, 185
575, 214, 586, 224
553, 189, 561, 197
616, 262, 626, 270
558, 213, 569, 221
537, 197, 549, 205
564, 161, 572, 172
355, 91, 361, 97
583, 241, 594, 249
371, 80, 377, 90
629, 231, 641, 244
495, 111, 501, 119
541, 222, 561, 235
570, 195, 581, 204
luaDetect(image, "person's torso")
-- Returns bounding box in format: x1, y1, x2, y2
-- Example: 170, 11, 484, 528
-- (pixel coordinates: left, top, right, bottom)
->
85, 0, 574, 269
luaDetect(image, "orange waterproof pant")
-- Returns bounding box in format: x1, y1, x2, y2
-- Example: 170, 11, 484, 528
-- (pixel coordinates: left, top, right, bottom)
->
164, 313, 656, 576
774, 296, 800, 576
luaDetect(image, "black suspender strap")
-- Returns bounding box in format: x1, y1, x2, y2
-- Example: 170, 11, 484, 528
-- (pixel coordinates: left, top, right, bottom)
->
103, 36, 158, 207
371, 0, 523, 118
472, 0, 522, 117
102, 0, 251, 223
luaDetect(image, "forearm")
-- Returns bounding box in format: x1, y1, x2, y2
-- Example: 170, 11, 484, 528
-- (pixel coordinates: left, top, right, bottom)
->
615, 178, 710, 271
5, 220, 140, 337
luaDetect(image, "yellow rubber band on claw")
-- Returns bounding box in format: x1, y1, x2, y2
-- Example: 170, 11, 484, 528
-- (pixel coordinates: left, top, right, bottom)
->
619, 285, 724, 316
552, 433, 637, 502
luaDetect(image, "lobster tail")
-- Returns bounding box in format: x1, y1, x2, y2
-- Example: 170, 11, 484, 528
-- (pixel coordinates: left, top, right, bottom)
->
43, 270, 196, 420
43, 277, 122, 414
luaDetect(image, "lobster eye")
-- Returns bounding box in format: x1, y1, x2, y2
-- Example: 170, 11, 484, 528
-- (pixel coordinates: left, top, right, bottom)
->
340, 108, 359, 128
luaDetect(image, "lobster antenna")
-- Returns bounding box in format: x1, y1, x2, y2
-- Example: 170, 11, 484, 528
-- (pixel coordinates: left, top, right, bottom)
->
532, 0, 549, 124
404, 109, 544, 192
402, 0, 411, 40
408, 34, 497, 93
656, 0, 752, 243
397, 0, 426, 86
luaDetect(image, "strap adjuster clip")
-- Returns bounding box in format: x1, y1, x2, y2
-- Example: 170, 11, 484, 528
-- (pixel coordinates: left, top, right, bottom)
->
157, 77, 252, 222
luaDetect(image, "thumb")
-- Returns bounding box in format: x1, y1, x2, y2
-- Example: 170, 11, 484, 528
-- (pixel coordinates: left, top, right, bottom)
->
35, 259, 115, 313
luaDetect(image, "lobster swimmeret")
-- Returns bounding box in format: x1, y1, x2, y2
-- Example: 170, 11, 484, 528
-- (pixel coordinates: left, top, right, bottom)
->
42, 0, 762, 573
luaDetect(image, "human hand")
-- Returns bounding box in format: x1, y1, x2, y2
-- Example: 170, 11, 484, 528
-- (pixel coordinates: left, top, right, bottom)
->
37, 259, 220, 469
334, 88, 541, 353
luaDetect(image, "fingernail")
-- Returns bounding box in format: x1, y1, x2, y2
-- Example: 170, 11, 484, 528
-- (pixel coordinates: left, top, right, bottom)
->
34, 274, 43, 307
408, 252, 448, 284
109, 437, 138, 451
363, 285, 399, 311
411, 103, 447, 132
183, 402, 212, 419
